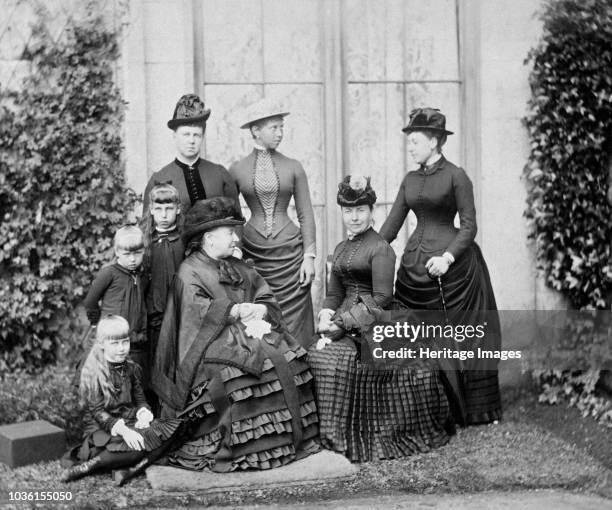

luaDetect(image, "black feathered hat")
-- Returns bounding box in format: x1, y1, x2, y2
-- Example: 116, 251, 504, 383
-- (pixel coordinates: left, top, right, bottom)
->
167, 94, 211, 130
337, 175, 377, 207
402, 107, 453, 135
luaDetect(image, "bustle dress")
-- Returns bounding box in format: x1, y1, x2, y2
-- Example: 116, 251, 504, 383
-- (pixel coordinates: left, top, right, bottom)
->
152, 249, 319, 471
379, 155, 502, 425
230, 149, 316, 347
307, 228, 451, 461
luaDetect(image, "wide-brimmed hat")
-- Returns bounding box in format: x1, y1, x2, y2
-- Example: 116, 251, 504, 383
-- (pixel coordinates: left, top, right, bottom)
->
337, 175, 377, 207
402, 107, 453, 135
240, 98, 290, 129
182, 197, 244, 244
167, 94, 211, 130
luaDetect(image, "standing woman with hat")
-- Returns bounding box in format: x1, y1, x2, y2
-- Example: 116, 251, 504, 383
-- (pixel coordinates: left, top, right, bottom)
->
151, 197, 319, 471
229, 99, 316, 347
142, 94, 239, 216
379, 108, 502, 426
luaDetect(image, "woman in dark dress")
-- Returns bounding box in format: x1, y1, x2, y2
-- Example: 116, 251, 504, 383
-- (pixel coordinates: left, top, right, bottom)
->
152, 197, 319, 472
307, 176, 451, 462
379, 108, 502, 426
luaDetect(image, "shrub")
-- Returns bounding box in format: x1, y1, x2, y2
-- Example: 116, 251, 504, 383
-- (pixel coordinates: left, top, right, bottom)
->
523, 0, 612, 425
0, 12, 137, 371
0, 365, 83, 444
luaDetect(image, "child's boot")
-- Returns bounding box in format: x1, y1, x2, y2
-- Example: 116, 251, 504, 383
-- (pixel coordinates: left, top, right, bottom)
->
61, 456, 104, 482
115, 458, 149, 487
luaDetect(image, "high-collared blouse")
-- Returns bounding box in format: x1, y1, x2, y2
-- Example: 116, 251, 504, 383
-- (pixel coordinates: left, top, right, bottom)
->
229, 150, 316, 255
378, 156, 477, 259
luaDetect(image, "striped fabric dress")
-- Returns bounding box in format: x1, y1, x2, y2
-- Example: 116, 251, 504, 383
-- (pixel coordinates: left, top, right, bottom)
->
307, 228, 451, 462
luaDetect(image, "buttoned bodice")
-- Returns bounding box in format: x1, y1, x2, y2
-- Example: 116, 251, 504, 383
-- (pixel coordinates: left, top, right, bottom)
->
379, 156, 477, 259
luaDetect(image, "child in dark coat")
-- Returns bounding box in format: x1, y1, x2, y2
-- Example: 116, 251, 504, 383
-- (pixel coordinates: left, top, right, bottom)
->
83, 226, 148, 379
142, 182, 184, 369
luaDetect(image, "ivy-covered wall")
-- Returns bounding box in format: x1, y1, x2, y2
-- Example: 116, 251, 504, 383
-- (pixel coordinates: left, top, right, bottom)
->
524, 0, 612, 310
0, 4, 137, 371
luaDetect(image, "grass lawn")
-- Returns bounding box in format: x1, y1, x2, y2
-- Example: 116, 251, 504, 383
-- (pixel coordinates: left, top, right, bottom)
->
1, 383, 611, 509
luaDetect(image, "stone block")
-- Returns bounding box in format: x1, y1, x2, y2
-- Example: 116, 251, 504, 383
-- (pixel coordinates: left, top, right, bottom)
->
147, 450, 358, 493
0, 420, 66, 468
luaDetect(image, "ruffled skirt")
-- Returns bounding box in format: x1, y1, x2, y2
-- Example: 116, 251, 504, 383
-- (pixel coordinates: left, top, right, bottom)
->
169, 345, 320, 471
307, 338, 451, 462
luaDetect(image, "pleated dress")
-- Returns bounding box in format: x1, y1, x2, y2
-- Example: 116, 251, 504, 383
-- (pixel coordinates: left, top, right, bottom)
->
379, 155, 502, 425
307, 228, 451, 462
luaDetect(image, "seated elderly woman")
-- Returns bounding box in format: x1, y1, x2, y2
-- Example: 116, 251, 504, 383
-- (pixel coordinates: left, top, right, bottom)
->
307, 176, 452, 462
152, 197, 319, 472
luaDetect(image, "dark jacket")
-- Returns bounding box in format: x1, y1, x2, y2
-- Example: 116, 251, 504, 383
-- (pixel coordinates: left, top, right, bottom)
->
83, 263, 147, 344
378, 156, 477, 260
145, 228, 184, 328
143, 158, 239, 216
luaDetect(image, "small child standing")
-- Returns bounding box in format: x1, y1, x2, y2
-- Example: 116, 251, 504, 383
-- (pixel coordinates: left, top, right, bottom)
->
83, 225, 149, 380
142, 182, 184, 364
62, 315, 181, 484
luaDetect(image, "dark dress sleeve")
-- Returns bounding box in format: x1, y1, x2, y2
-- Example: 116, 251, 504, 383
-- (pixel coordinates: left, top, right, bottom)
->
87, 389, 120, 434
83, 267, 114, 324
249, 266, 285, 329
321, 246, 345, 311
446, 168, 477, 258
222, 165, 241, 211
370, 241, 396, 308
293, 162, 317, 255
142, 176, 155, 218
130, 362, 151, 411
378, 176, 410, 243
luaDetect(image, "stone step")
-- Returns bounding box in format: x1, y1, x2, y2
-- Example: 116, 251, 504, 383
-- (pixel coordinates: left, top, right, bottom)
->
146, 450, 357, 493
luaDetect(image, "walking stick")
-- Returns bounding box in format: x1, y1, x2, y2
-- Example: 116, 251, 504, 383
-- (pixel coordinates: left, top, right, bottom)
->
436, 276, 449, 324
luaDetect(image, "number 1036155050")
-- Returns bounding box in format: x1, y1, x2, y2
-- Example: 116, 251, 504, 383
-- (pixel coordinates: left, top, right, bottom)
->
8, 491, 73, 502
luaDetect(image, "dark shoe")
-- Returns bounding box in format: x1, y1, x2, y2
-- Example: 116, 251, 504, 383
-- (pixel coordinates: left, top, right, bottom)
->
115, 458, 149, 487
60, 456, 103, 483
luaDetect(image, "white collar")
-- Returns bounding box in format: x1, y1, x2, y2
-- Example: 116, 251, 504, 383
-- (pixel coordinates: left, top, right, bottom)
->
176, 154, 200, 167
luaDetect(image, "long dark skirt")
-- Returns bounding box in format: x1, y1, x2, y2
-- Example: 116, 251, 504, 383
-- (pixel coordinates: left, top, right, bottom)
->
394, 242, 502, 425
242, 223, 314, 347
307, 337, 451, 462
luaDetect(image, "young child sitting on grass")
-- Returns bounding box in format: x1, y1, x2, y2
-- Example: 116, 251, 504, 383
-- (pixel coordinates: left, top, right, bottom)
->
62, 315, 181, 485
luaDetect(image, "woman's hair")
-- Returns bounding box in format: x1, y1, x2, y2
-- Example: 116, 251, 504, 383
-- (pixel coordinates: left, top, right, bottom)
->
419, 129, 447, 152
79, 315, 130, 406
114, 225, 144, 252
142, 183, 183, 267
